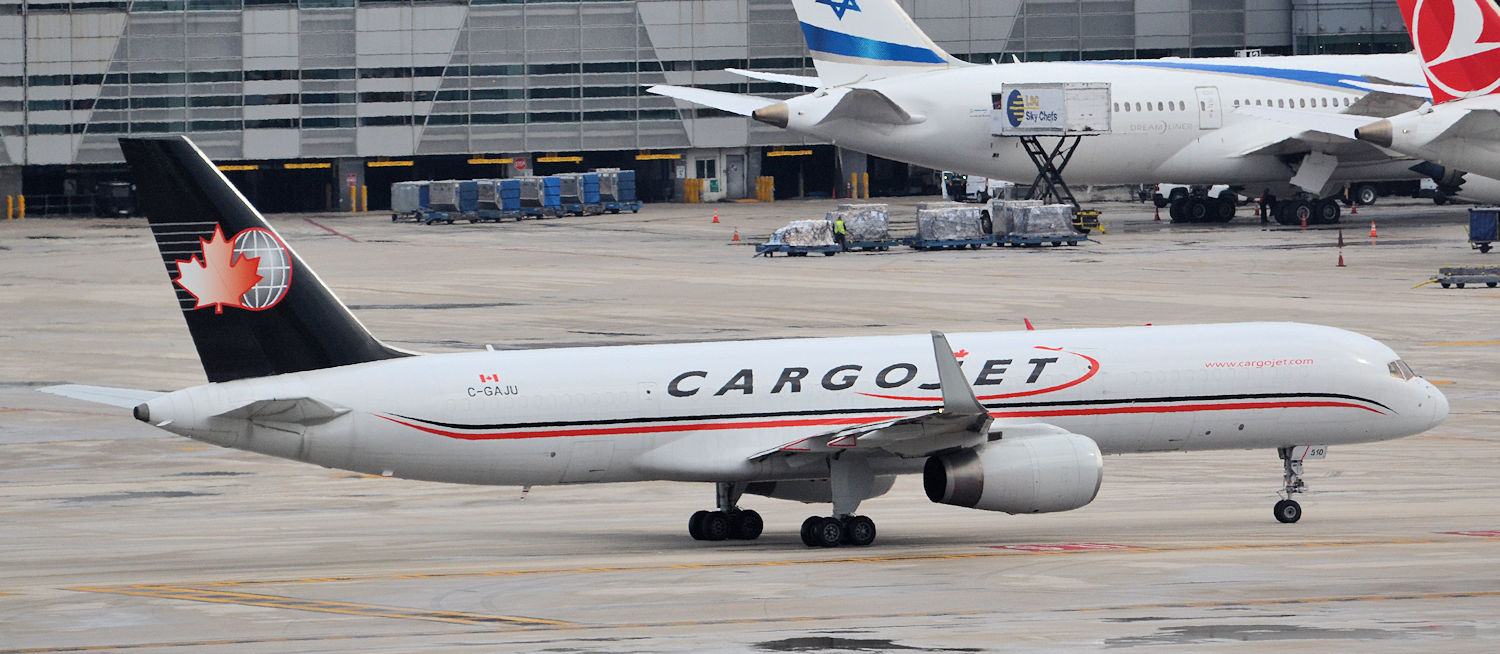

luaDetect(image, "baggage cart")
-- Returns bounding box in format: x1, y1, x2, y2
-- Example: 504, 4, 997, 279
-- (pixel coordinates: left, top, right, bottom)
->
1470, 207, 1499, 253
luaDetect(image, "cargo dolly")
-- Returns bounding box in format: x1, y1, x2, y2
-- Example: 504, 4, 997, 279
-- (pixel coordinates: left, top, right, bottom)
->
999, 232, 1087, 247
755, 243, 841, 257
904, 235, 997, 250
843, 238, 901, 252
1428, 265, 1500, 289
603, 200, 643, 214
417, 211, 457, 225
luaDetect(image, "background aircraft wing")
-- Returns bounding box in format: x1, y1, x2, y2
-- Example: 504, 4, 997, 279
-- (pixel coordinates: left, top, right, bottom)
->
724, 68, 821, 88
645, 85, 780, 117
1223, 108, 1401, 161
39, 384, 162, 409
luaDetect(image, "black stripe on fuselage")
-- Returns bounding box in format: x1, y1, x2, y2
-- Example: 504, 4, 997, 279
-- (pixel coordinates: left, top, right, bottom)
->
389, 391, 1393, 432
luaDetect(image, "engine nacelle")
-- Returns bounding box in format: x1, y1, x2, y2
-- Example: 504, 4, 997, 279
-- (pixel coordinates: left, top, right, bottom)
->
923, 433, 1103, 514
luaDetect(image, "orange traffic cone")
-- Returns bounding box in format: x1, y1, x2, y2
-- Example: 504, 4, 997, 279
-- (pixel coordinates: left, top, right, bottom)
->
1337, 228, 1345, 248
1369, 220, 1377, 238
732, 228, 740, 242
1153, 206, 1161, 221
1301, 213, 1307, 230
712, 209, 719, 223
1338, 251, 1345, 267
1350, 203, 1358, 215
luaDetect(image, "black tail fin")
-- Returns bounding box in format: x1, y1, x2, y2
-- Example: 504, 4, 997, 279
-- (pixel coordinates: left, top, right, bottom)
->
120, 136, 409, 383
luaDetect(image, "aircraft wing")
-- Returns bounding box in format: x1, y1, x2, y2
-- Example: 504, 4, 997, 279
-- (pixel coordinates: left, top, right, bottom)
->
38, 384, 162, 409
724, 68, 821, 88
1233, 106, 1384, 140
645, 85, 780, 117
1223, 108, 1401, 161
751, 331, 992, 460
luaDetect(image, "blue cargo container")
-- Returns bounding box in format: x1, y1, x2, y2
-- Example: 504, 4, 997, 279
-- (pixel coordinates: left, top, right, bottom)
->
599, 169, 641, 213
519, 177, 563, 217
1471, 207, 1499, 253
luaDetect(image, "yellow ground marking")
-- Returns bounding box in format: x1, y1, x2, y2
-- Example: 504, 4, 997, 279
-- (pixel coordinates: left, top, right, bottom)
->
187, 536, 1462, 589
1422, 340, 1500, 347
1429, 380, 1455, 385
66, 585, 568, 627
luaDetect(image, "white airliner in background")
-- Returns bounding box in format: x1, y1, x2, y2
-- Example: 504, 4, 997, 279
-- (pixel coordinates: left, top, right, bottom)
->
44, 137, 1446, 547
1349, 0, 1500, 191
650, 0, 1498, 224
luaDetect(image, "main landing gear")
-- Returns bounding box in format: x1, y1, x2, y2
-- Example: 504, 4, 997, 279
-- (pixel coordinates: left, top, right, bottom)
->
1274, 446, 1307, 524
800, 515, 876, 547
688, 482, 763, 541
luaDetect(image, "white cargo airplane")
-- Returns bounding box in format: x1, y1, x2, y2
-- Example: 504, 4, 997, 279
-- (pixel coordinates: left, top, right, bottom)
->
650, 0, 1466, 224
43, 136, 1447, 547
1349, 0, 1500, 193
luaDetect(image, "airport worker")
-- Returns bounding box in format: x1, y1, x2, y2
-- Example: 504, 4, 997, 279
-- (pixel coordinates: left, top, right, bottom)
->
833, 214, 847, 249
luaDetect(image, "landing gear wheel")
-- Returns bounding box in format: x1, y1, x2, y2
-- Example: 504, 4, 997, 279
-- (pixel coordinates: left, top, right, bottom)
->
800, 516, 822, 547
1186, 197, 1210, 222
842, 516, 877, 547
689, 510, 709, 540
1315, 199, 1341, 224
811, 517, 844, 547
730, 510, 763, 540
1274, 499, 1303, 524
1273, 201, 1297, 226
1215, 197, 1235, 222
1354, 184, 1378, 206
700, 511, 731, 541
1169, 196, 1188, 222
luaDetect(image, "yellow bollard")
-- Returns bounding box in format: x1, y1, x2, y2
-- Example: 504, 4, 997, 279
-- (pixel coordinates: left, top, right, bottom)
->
16, 194, 23, 219
861, 172, 870, 199
348, 185, 356, 213
361, 185, 368, 212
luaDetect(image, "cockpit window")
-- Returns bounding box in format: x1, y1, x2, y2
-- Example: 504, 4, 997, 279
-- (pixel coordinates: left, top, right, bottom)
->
1388, 360, 1415, 380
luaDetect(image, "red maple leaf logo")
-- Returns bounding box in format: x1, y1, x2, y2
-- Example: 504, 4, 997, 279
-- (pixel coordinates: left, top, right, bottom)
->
953, 349, 969, 358
174, 225, 263, 314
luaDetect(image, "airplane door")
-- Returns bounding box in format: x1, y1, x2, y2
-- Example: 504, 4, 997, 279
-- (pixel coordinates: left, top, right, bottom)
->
1195, 87, 1222, 130
725, 154, 746, 199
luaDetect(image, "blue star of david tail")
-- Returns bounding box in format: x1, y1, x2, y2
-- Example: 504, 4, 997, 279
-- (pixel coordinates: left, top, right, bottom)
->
816, 0, 861, 20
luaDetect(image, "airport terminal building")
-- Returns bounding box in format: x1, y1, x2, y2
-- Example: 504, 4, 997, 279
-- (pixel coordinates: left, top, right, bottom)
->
0, 0, 1413, 213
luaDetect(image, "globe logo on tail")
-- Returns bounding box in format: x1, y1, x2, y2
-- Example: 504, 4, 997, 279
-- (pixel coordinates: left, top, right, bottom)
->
173, 225, 291, 313
1409, 0, 1500, 103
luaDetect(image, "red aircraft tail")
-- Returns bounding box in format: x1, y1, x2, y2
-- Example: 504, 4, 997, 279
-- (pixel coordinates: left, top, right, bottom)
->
1398, 0, 1500, 103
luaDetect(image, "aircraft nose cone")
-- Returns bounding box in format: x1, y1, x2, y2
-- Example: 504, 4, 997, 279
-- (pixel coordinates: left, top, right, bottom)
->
1430, 384, 1449, 426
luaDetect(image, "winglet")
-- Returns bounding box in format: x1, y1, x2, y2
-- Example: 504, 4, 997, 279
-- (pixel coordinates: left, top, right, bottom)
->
1024, 318, 1035, 331
931, 331, 986, 415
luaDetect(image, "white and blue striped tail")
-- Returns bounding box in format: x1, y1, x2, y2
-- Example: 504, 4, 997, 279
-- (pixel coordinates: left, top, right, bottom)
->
791, 0, 967, 86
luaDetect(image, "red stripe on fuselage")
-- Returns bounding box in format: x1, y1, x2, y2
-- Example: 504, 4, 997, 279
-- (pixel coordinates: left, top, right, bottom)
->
378, 399, 1384, 441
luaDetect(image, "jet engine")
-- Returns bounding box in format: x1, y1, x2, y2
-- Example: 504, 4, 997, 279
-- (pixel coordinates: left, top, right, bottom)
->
923, 433, 1103, 514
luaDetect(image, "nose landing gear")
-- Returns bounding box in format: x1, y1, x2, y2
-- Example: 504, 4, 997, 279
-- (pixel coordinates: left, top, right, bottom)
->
1274, 445, 1309, 523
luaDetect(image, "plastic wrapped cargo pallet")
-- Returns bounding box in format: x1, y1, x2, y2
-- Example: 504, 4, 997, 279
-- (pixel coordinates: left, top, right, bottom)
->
1015, 204, 1077, 238
833, 206, 890, 242
916, 201, 968, 211
991, 199, 1043, 236
768, 220, 835, 247
391, 181, 428, 214
916, 206, 985, 241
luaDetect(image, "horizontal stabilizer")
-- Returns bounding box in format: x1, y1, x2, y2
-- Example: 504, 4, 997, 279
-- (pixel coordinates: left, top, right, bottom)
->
38, 384, 163, 409
216, 397, 350, 426
817, 88, 922, 126
645, 85, 779, 117
724, 68, 821, 88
